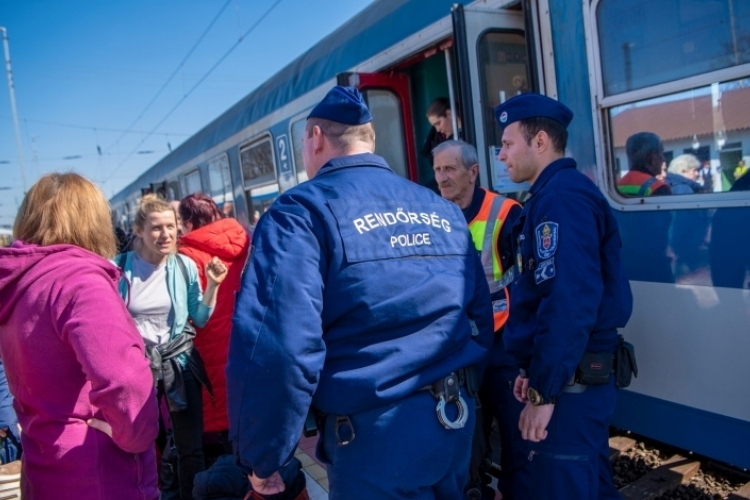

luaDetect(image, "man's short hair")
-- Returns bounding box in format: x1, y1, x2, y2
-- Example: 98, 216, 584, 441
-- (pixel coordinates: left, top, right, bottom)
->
517, 117, 568, 153
306, 117, 375, 151
432, 140, 478, 169
626, 132, 662, 171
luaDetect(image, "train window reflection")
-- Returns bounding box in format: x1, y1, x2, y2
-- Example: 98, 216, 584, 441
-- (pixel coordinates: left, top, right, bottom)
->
610, 78, 750, 197
363, 89, 408, 179
290, 118, 309, 184
246, 183, 279, 229
239, 137, 276, 188
477, 30, 530, 194
183, 169, 202, 195
597, 0, 750, 96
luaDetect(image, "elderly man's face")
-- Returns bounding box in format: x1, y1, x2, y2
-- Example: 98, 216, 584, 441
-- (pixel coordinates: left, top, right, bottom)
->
433, 146, 477, 208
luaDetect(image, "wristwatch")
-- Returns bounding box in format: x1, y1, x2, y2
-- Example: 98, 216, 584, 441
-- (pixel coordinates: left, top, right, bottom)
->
527, 387, 555, 406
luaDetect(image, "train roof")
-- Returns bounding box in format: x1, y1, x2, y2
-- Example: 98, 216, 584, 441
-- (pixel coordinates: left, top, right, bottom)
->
111, 0, 470, 204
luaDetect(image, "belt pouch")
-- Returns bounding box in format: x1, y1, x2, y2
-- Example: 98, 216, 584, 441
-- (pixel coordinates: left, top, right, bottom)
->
461, 366, 480, 399
576, 351, 612, 385
615, 337, 638, 388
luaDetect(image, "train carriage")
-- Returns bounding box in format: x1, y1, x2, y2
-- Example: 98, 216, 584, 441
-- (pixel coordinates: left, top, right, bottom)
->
111, 0, 750, 470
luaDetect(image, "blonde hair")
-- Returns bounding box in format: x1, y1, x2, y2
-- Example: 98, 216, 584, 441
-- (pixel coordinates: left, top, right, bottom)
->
668, 154, 700, 175
306, 118, 376, 152
133, 194, 176, 231
13, 172, 117, 258
132, 194, 177, 253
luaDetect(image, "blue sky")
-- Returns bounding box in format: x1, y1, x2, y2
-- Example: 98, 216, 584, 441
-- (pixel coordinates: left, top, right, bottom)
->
0, 0, 375, 226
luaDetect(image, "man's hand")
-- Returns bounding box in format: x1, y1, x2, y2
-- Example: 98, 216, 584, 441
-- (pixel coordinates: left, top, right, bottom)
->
519, 402, 554, 442
247, 471, 285, 497
513, 375, 529, 404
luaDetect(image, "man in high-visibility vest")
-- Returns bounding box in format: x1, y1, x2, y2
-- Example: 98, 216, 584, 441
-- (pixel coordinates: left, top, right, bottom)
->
618, 132, 673, 283
617, 132, 671, 197
433, 139, 527, 500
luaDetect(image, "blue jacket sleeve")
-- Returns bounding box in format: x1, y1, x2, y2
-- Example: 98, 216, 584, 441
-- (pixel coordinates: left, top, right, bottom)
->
180, 255, 212, 327
467, 250, 495, 375
227, 205, 328, 479
0, 359, 17, 431
469, 250, 494, 352
527, 192, 605, 400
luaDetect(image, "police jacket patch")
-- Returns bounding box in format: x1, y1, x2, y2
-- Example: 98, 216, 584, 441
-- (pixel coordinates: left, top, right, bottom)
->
536, 222, 559, 259
534, 258, 555, 284
329, 199, 470, 263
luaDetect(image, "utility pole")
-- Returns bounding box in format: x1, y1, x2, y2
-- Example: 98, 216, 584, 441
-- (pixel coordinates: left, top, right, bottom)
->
1, 27, 27, 193
30, 134, 39, 180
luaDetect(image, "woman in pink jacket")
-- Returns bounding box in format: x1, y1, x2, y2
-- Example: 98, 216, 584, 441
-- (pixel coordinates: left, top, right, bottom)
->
0, 173, 159, 500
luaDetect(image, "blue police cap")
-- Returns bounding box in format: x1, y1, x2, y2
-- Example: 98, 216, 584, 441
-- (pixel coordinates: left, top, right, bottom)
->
307, 86, 373, 125
494, 93, 573, 128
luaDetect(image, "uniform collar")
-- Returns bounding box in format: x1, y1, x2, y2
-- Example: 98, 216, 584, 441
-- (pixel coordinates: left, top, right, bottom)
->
529, 157, 577, 195
462, 184, 485, 223
316, 153, 392, 177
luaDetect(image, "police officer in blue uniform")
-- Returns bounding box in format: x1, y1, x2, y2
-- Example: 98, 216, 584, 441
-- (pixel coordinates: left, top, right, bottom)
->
495, 93, 633, 500
227, 86, 494, 500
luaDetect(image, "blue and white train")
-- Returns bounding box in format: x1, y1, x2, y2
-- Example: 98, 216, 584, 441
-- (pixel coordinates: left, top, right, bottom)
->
111, 0, 750, 470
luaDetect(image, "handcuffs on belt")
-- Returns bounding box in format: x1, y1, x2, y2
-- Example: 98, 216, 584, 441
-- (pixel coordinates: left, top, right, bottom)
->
329, 371, 470, 448
425, 371, 469, 430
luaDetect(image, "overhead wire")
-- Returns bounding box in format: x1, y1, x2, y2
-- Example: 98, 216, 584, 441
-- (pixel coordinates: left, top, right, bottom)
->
103, 0, 234, 155
1, 115, 189, 136
103, 0, 284, 185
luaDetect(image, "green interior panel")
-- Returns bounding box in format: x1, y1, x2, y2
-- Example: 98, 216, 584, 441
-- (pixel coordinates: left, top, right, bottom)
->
404, 53, 450, 186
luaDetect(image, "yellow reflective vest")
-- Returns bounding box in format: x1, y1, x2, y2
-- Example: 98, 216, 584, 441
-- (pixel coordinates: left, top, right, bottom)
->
468, 188, 520, 332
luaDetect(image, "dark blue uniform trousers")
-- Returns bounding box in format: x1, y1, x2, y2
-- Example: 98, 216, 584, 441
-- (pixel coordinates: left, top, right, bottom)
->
525, 378, 620, 500
482, 364, 530, 499
317, 388, 476, 500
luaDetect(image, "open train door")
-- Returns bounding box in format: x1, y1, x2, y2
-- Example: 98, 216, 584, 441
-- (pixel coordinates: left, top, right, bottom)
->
337, 72, 418, 182
452, 5, 532, 193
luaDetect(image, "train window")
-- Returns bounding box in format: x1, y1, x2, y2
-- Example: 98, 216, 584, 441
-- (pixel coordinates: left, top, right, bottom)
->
246, 183, 279, 228
597, 0, 750, 96
167, 181, 180, 201
207, 154, 234, 212
609, 77, 750, 198
239, 137, 276, 188
183, 170, 202, 195
290, 118, 309, 184
477, 30, 531, 194
363, 89, 408, 178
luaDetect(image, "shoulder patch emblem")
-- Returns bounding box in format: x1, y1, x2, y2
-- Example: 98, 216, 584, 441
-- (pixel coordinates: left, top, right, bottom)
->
535, 222, 559, 260
534, 258, 556, 284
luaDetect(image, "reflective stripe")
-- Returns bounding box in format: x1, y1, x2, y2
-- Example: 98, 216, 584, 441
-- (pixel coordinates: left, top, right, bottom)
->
468, 189, 519, 332
482, 195, 505, 294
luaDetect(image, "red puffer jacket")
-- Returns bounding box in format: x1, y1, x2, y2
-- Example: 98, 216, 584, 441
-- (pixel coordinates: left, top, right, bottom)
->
179, 217, 250, 433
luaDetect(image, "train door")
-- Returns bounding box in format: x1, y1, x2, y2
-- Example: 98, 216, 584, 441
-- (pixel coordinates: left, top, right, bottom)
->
451, 5, 531, 194
337, 72, 417, 182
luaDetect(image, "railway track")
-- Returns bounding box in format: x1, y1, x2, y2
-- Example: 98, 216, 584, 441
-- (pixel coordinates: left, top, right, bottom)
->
610, 433, 750, 500
0, 433, 747, 500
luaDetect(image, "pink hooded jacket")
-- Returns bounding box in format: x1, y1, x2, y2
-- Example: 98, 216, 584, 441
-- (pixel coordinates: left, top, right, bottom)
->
0, 241, 159, 500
